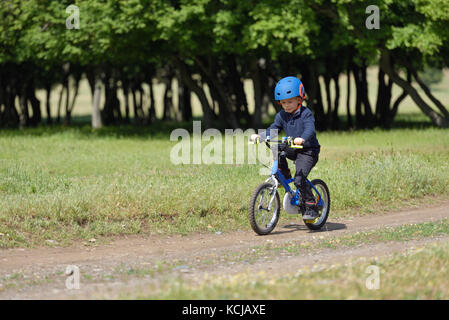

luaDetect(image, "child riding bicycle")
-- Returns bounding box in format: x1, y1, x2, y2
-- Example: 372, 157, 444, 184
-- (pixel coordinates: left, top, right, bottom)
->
250, 76, 321, 220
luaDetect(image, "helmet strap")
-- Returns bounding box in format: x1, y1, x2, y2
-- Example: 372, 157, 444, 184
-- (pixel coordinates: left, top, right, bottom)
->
292, 102, 301, 113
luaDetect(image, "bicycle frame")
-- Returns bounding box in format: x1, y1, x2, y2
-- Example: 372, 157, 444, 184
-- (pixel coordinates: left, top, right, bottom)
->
249, 136, 330, 234
266, 150, 325, 209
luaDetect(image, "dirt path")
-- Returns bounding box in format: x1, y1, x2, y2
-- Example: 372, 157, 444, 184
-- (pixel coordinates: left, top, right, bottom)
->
1, 199, 449, 299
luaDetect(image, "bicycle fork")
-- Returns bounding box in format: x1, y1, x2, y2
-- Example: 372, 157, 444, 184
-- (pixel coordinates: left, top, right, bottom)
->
265, 175, 280, 211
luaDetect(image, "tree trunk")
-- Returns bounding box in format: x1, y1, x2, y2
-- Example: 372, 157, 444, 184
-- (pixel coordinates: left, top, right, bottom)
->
101, 67, 121, 125
3, 74, 20, 127
92, 76, 103, 129
27, 82, 41, 126
148, 79, 156, 122
122, 78, 130, 124
102, 69, 117, 125
323, 74, 332, 128
360, 62, 374, 127
131, 87, 143, 124
387, 70, 410, 127
57, 84, 64, 124
131, 84, 145, 124
227, 55, 251, 127
346, 67, 353, 129
375, 66, 392, 126
380, 50, 449, 128
352, 63, 364, 128
163, 76, 173, 121
260, 62, 273, 118
86, 68, 96, 98
178, 77, 192, 122
64, 76, 70, 125
68, 71, 82, 116
250, 59, 263, 129
411, 68, 449, 119
306, 62, 326, 130
387, 91, 407, 128
0, 76, 4, 125
45, 84, 52, 124
19, 83, 29, 128
112, 78, 122, 123
195, 56, 239, 129
174, 58, 214, 128
331, 74, 340, 130
138, 86, 145, 123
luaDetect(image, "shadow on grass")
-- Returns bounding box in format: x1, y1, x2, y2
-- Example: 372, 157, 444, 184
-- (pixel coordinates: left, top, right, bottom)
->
0, 116, 204, 139
0, 112, 439, 139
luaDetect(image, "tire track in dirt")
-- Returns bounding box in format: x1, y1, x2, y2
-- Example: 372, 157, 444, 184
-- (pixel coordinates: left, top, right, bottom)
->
1, 199, 449, 299
2, 199, 448, 272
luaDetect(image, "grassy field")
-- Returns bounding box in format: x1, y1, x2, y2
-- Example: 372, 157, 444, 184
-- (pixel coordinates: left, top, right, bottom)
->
1, 68, 448, 248
0, 117, 448, 248
128, 240, 449, 300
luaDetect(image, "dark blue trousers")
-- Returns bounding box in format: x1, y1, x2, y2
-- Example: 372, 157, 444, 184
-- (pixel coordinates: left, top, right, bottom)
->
278, 148, 320, 205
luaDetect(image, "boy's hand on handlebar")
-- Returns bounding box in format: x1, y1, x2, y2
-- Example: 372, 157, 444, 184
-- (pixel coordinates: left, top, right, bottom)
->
294, 137, 305, 145
250, 134, 260, 142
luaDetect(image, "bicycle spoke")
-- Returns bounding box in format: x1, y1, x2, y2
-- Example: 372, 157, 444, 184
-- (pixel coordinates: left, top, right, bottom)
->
251, 184, 280, 234
258, 190, 267, 210
257, 188, 272, 229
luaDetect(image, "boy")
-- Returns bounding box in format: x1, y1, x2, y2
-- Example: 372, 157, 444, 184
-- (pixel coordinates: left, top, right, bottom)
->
250, 76, 321, 220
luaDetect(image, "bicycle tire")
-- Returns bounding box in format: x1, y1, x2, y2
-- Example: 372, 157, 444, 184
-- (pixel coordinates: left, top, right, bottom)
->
304, 179, 331, 230
248, 182, 280, 235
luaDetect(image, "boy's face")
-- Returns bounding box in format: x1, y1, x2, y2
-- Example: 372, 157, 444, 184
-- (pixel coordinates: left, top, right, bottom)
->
279, 96, 303, 113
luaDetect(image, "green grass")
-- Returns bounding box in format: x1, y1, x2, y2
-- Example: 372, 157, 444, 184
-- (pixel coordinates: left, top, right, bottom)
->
320, 219, 449, 249
125, 240, 449, 299
0, 117, 448, 248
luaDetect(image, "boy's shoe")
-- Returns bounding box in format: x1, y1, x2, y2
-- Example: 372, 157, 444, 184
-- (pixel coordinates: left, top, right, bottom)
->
302, 203, 319, 220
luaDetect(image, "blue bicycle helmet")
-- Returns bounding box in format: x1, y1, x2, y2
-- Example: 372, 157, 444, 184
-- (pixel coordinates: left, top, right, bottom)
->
274, 76, 305, 101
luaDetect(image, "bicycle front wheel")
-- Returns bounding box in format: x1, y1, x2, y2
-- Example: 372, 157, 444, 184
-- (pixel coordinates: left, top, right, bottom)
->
248, 182, 280, 235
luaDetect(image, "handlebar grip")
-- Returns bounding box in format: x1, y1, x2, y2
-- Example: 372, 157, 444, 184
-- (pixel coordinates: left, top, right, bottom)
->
285, 136, 303, 149
249, 137, 261, 145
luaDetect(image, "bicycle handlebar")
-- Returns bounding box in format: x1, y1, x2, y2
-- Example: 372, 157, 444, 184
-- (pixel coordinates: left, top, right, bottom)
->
249, 136, 304, 149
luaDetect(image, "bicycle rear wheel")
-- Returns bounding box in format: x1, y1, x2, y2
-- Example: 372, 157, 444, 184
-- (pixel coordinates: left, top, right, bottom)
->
304, 179, 330, 230
248, 182, 280, 235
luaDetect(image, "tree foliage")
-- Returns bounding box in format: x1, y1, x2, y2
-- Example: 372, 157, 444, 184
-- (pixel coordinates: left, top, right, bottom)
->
1, 0, 448, 129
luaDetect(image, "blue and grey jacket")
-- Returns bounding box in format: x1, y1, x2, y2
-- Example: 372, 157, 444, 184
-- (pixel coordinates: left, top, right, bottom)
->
258, 106, 320, 151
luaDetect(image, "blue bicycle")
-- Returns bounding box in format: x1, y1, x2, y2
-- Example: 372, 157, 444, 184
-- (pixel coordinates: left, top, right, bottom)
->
248, 136, 330, 235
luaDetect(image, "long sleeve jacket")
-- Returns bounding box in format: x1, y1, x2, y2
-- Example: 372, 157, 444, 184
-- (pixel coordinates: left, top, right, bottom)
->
258, 106, 320, 150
